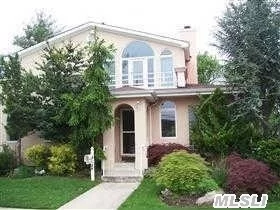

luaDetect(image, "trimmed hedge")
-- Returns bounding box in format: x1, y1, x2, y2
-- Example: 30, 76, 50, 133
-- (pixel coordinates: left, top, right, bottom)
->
154, 151, 218, 195
48, 144, 77, 175
147, 143, 191, 166
226, 153, 278, 195
25, 144, 51, 169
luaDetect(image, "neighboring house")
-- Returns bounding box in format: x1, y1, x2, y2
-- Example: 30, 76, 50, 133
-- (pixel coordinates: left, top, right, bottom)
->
0, 22, 219, 180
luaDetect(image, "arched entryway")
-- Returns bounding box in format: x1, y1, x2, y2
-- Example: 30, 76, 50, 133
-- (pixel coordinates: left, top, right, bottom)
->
114, 104, 135, 163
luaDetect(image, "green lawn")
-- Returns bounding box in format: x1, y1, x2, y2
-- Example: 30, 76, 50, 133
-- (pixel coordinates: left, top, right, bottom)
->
0, 176, 97, 209
119, 178, 280, 210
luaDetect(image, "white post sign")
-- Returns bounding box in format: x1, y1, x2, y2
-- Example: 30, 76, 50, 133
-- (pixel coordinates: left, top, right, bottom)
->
84, 146, 95, 181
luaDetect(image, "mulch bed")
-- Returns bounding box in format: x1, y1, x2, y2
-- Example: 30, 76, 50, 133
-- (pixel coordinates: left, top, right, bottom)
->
160, 189, 200, 207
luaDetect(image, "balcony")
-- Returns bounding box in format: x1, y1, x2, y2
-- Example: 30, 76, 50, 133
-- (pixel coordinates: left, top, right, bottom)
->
109, 72, 177, 89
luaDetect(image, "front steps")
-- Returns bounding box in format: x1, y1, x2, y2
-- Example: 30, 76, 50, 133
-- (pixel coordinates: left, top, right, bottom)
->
102, 162, 143, 183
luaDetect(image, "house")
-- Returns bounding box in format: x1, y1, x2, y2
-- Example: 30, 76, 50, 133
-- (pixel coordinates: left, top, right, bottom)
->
0, 22, 219, 180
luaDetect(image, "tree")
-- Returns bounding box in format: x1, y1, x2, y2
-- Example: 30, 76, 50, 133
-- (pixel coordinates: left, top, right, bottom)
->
191, 89, 258, 158
197, 52, 222, 84
36, 42, 85, 142
13, 12, 59, 49
61, 33, 115, 160
0, 55, 40, 140
215, 0, 280, 137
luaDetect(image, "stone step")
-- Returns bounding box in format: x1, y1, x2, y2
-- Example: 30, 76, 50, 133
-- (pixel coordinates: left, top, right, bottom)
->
101, 176, 142, 183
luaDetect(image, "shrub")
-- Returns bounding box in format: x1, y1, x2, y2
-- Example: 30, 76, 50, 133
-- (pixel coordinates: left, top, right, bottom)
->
0, 145, 16, 176
252, 139, 280, 174
154, 151, 218, 195
268, 184, 280, 202
191, 89, 259, 158
12, 165, 34, 178
226, 153, 278, 195
25, 144, 51, 169
211, 159, 227, 189
48, 144, 77, 175
147, 143, 191, 166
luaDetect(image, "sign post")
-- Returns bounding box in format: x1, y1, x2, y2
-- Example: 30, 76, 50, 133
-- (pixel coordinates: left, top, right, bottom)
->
84, 146, 95, 181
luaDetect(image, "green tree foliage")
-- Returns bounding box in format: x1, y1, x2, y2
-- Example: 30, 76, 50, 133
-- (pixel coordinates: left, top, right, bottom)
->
215, 0, 280, 137
13, 12, 59, 49
0, 55, 40, 140
36, 42, 85, 142
191, 89, 259, 158
61, 34, 114, 159
197, 52, 222, 84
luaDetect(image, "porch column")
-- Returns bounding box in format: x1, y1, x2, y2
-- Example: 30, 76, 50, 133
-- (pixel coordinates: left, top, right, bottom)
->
102, 125, 115, 175
134, 100, 148, 175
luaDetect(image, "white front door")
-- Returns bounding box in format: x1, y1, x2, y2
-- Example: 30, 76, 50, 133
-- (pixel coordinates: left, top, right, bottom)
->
120, 109, 135, 157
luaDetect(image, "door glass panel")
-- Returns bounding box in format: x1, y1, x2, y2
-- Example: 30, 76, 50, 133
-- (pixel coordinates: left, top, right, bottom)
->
122, 110, 134, 131
133, 60, 143, 86
122, 60, 128, 85
123, 133, 135, 154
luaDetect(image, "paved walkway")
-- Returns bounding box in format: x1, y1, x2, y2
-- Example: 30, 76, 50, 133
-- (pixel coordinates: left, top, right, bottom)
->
58, 182, 140, 210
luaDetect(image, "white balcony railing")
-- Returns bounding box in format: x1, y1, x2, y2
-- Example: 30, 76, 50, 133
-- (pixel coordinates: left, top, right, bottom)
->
109, 72, 177, 89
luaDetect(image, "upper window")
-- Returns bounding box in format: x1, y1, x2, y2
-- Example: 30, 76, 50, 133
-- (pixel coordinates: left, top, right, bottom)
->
160, 49, 174, 87
122, 41, 154, 58
161, 101, 176, 137
122, 41, 154, 87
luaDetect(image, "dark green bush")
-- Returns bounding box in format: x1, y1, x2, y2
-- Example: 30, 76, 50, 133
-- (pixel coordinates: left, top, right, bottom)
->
154, 151, 218, 195
0, 145, 16, 176
12, 165, 34, 178
252, 139, 280, 174
268, 184, 280, 202
191, 88, 259, 158
48, 144, 77, 175
25, 144, 51, 169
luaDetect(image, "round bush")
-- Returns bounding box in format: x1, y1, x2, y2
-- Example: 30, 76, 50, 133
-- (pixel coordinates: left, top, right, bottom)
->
48, 144, 77, 175
154, 151, 218, 195
25, 144, 51, 169
226, 153, 278, 195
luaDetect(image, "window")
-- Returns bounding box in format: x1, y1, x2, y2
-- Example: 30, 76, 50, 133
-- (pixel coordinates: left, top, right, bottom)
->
160, 49, 174, 87
104, 60, 115, 88
161, 101, 176, 137
122, 41, 154, 87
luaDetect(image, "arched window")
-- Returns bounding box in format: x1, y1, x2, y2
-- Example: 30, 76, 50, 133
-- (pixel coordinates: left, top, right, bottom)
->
160, 49, 174, 87
160, 101, 176, 137
122, 41, 154, 87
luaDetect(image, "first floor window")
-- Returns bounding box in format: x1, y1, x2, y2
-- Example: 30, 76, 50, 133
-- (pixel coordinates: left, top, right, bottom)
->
161, 101, 176, 137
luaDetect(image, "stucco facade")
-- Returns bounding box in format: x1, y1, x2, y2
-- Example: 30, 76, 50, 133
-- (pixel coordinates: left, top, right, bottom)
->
0, 22, 216, 179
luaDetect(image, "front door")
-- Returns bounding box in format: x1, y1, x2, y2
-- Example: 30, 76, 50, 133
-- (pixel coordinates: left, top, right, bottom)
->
120, 109, 135, 161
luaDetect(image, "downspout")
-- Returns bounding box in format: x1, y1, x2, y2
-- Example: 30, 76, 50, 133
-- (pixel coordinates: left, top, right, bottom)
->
148, 91, 159, 145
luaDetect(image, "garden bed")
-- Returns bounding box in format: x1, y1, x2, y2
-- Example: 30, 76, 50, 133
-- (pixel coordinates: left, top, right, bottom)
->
0, 176, 97, 209
119, 178, 280, 210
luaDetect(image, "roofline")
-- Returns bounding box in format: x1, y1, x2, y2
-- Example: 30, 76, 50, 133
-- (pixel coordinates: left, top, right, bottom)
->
17, 21, 189, 57
111, 87, 232, 98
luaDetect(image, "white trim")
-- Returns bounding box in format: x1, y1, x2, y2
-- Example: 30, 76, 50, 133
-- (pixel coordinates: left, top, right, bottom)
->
120, 108, 135, 157
17, 22, 189, 57
159, 101, 177, 138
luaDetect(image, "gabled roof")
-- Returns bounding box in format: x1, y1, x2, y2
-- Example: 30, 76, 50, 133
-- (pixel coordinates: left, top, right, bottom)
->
18, 21, 189, 57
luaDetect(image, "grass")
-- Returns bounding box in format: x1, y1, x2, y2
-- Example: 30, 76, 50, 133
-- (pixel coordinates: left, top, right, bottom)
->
119, 178, 280, 210
0, 176, 97, 209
